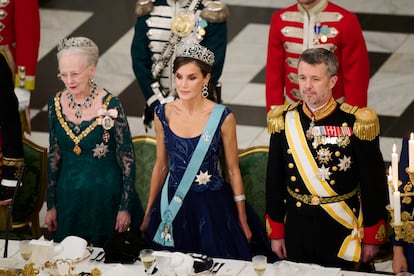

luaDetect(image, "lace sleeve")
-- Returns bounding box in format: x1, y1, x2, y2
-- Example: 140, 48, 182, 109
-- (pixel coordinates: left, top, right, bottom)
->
110, 98, 137, 212
46, 95, 62, 210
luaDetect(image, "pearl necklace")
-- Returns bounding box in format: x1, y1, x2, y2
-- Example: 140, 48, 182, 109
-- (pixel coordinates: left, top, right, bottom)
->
67, 83, 98, 119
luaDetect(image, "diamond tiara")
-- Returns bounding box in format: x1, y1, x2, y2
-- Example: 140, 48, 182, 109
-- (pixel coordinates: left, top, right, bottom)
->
57, 37, 95, 52
175, 42, 215, 66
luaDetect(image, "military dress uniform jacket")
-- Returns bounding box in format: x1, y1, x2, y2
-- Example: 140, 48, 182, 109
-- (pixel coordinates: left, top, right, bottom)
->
265, 98, 388, 264
0, 0, 40, 90
131, 0, 227, 109
265, 0, 369, 111
0, 0, 40, 182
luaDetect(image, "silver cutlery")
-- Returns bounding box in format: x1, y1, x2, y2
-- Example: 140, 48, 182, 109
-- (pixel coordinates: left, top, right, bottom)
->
210, 262, 225, 274
89, 251, 104, 262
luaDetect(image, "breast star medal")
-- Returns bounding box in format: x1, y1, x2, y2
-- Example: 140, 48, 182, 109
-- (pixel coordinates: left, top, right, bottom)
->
338, 155, 352, 171
316, 147, 332, 164
195, 170, 212, 185
318, 164, 332, 181
93, 143, 109, 158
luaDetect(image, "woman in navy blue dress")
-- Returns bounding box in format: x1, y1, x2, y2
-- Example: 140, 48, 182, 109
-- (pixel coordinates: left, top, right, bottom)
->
140, 42, 261, 260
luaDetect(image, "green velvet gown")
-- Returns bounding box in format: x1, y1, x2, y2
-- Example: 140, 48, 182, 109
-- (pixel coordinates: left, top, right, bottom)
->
47, 91, 138, 247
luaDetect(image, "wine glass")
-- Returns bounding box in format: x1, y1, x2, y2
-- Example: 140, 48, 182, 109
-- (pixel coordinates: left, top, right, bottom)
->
19, 240, 32, 262
252, 255, 267, 276
140, 249, 155, 275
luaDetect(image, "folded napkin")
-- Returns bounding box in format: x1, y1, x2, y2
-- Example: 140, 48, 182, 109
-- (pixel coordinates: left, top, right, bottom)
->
216, 261, 247, 276
273, 260, 341, 276
30, 237, 64, 265
105, 263, 137, 276
155, 252, 194, 276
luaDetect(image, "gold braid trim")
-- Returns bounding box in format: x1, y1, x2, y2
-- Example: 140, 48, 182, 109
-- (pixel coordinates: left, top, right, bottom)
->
135, 0, 154, 16
287, 186, 358, 205
2, 157, 25, 167
200, 1, 229, 23
340, 103, 380, 141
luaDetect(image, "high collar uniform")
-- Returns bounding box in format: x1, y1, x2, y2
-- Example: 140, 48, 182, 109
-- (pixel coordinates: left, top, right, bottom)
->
265, 99, 388, 269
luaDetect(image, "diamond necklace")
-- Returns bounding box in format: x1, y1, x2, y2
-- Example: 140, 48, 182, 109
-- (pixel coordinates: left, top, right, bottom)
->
67, 82, 98, 119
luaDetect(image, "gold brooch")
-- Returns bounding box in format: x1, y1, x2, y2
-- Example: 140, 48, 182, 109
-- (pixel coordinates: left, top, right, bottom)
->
172, 11, 195, 37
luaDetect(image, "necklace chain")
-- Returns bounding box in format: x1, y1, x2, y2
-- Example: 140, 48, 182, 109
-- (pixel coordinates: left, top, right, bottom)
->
67, 82, 98, 119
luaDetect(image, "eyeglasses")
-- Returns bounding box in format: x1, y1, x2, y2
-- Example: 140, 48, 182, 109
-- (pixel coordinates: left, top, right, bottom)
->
57, 66, 90, 81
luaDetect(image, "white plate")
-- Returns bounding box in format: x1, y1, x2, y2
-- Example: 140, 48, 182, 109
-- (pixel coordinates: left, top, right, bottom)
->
171, 252, 185, 268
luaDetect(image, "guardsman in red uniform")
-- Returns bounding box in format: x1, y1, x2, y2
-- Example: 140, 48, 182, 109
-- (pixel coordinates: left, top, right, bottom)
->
266, 48, 387, 270
0, 0, 40, 200
265, 0, 369, 112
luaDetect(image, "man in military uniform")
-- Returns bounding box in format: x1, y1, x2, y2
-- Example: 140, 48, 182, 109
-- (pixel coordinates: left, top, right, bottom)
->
265, 0, 369, 112
0, 0, 40, 201
131, 0, 228, 130
265, 48, 388, 270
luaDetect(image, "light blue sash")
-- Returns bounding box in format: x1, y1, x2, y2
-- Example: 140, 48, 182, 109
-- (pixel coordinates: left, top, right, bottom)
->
153, 104, 225, 246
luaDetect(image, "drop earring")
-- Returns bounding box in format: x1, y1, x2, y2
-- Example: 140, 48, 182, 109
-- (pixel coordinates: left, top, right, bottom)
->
202, 84, 209, 98
88, 78, 96, 87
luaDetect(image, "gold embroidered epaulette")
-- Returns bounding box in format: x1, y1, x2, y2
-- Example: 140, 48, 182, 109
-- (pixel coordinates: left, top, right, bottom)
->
135, 0, 154, 16
200, 1, 229, 23
267, 103, 297, 134
340, 103, 380, 141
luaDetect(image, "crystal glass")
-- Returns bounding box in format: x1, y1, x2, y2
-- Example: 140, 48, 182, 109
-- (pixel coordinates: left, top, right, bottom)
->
140, 249, 155, 275
252, 255, 267, 276
155, 254, 171, 276
19, 240, 32, 262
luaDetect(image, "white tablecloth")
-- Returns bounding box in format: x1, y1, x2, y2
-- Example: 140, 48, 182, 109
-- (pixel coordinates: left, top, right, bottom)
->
0, 240, 393, 276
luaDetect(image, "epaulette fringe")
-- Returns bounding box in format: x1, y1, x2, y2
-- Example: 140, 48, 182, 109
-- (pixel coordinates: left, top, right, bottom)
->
267, 105, 287, 134
353, 107, 380, 141
341, 103, 380, 141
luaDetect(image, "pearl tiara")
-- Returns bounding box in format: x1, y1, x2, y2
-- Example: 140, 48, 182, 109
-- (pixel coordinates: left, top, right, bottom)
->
175, 42, 215, 66
57, 37, 95, 52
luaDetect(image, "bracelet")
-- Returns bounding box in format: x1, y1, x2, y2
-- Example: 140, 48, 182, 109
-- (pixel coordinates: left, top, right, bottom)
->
234, 194, 246, 202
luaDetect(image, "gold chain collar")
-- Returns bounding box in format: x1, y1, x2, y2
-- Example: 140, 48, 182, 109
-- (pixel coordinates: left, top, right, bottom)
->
54, 92, 113, 155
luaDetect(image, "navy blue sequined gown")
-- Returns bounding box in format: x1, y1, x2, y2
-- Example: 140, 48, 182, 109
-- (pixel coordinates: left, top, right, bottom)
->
394, 138, 414, 272
145, 104, 252, 260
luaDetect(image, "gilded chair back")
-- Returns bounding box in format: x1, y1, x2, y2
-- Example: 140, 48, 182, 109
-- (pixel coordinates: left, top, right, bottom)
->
12, 137, 47, 238
132, 135, 156, 213
238, 146, 269, 226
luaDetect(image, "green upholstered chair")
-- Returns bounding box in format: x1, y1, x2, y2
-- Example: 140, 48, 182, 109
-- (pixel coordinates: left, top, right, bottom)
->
11, 137, 47, 238
238, 146, 269, 226
133, 135, 156, 214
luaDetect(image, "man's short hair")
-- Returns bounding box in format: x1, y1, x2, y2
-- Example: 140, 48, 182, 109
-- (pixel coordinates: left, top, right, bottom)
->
298, 48, 338, 77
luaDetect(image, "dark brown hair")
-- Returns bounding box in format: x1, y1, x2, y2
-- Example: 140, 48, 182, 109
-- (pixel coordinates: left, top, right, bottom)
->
173, 57, 217, 102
